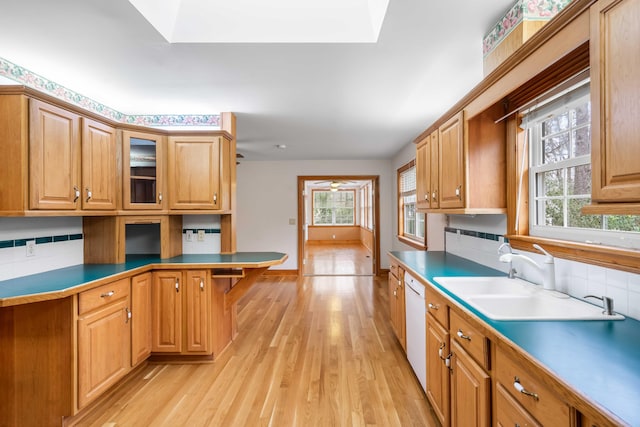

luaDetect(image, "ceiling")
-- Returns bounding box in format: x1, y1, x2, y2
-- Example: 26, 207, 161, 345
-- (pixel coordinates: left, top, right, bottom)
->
0, 0, 514, 161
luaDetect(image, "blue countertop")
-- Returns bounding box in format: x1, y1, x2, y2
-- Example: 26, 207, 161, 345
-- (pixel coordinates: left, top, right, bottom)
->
390, 251, 640, 427
0, 252, 287, 305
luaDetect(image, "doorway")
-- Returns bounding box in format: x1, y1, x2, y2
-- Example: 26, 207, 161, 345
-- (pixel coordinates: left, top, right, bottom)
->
297, 175, 380, 276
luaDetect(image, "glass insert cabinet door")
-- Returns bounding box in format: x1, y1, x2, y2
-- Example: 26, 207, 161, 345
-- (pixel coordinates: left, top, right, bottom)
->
122, 130, 165, 209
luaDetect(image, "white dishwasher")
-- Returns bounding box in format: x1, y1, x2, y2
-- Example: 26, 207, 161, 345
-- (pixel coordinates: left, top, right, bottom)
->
404, 271, 426, 391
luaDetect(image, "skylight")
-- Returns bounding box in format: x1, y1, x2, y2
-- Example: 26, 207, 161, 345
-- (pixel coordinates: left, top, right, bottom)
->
128, 0, 390, 43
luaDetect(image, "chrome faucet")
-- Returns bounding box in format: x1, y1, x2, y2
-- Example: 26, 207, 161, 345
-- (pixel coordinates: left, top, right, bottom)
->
584, 295, 615, 315
499, 244, 556, 291
497, 243, 517, 279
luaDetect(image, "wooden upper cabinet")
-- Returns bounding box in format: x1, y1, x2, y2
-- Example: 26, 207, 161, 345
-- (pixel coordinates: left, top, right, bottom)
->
29, 99, 81, 210
429, 131, 440, 209
81, 118, 117, 210
416, 138, 429, 209
168, 136, 222, 210
589, 0, 640, 204
122, 130, 166, 210
438, 111, 465, 209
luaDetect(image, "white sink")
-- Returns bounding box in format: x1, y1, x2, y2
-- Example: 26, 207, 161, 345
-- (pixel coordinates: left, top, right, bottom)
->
433, 276, 624, 321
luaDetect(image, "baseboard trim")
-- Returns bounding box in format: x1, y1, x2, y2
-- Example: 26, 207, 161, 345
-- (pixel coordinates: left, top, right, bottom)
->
264, 269, 298, 276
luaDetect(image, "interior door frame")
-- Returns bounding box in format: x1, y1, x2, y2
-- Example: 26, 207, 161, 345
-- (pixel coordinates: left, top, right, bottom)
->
297, 175, 380, 276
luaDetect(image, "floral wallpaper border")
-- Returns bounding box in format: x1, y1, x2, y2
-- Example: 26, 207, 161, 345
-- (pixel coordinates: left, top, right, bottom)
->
483, 0, 574, 57
0, 56, 220, 127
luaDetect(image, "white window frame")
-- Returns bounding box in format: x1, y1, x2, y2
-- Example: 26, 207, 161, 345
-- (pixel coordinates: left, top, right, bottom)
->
525, 80, 640, 250
312, 189, 355, 226
398, 161, 425, 246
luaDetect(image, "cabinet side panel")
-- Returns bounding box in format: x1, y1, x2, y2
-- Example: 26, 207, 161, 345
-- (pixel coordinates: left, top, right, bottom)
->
13, 298, 74, 424
0, 95, 28, 213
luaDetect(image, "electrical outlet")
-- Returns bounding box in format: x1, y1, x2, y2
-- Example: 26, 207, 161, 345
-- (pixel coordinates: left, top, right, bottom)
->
26, 240, 36, 257
289, 218, 296, 225
197, 229, 205, 241
186, 230, 194, 242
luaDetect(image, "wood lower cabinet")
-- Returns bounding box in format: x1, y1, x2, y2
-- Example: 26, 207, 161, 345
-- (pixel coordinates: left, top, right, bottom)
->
589, 0, 640, 205
388, 262, 406, 350
77, 278, 131, 409
131, 272, 152, 366
450, 340, 491, 427
495, 382, 542, 427
426, 314, 450, 426
152, 270, 212, 354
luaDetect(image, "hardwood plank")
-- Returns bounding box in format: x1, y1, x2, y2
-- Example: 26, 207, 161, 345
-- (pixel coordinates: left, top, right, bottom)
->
73, 275, 437, 426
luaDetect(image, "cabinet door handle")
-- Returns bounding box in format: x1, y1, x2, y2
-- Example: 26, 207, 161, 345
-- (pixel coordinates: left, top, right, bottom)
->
393, 289, 397, 297
213, 193, 218, 204
432, 190, 437, 201
514, 377, 539, 401
424, 193, 429, 201
200, 280, 204, 291
125, 307, 131, 323
175, 279, 180, 293
158, 192, 163, 202
455, 185, 461, 198
428, 302, 439, 310
73, 186, 80, 203
457, 329, 471, 341
100, 291, 115, 298
86, 188, 92, 202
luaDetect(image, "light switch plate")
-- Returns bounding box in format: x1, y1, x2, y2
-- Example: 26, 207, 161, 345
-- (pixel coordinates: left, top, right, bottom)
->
197, 229, 205, 241
26, 240, 35, 257
186, 230, 194, 242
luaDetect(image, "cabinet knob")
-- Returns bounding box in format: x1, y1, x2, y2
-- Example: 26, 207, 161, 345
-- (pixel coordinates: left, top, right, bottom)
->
424, 194, 429, 201
455, 185, 461, 198
200, 280, 204, 291
213, 193, 218, 204
158, 192, 163, 202
175, 279, 180, 293
432, 190, 437, 201
125, 307, 131, 323
513, 377, 539, 401
86, 188, 92, 202
457, 329, 471, 341
73, 186, 80, 203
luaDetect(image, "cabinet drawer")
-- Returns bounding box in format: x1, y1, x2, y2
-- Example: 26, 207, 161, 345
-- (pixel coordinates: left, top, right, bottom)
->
390, 263, 400, 280
449, 309, 489, 369
425, 284, 449, 328
496, 382, 542, 427
495, 347, 571, 427
79, 278, 130, 315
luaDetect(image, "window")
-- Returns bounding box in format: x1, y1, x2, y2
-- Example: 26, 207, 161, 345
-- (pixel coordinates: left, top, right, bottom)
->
398, 161, 425, 247
360, 182, 373, 230
313, 190, 355, 225
525, 80, 640, 249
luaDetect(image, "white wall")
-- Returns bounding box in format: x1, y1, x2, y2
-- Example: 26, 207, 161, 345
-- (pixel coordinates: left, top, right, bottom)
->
391, 141, 447, 253
236, 159, 392, 270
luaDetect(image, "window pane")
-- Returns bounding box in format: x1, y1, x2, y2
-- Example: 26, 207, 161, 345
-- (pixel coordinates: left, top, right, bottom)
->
542, 111, 570, 136
542, 133, 570, 164
404, 203, 416, 235
538, 170, 564, 197
606, 215, 640, 232
314, 208, 332, 224
567, 164, 591, 196
574, 101, 591, 127
540, 199, 564, 226
417, 213, 425, 239
568, 198, 601, 229
335, 208, 354, 224
572, 125, 591, 157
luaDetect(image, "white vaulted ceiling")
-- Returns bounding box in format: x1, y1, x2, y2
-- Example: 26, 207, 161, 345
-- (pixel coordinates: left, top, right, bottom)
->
0, 0, 514, 160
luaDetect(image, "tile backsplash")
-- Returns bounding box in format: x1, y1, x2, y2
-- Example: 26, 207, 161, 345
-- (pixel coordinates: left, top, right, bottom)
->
0, 217, 84, 281
445, 228, 640, 321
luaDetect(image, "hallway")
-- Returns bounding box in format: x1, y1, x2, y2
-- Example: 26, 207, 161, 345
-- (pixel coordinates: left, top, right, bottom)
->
303, 242, 374, 276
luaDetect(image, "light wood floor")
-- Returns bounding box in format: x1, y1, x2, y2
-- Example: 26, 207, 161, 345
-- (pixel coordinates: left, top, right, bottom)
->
76, 275, 437, 426
304, 242, 374, 276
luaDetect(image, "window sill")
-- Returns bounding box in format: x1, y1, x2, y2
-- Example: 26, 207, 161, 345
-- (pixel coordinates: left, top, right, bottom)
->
507, 235, 640, 275
397, 235, 427, 251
